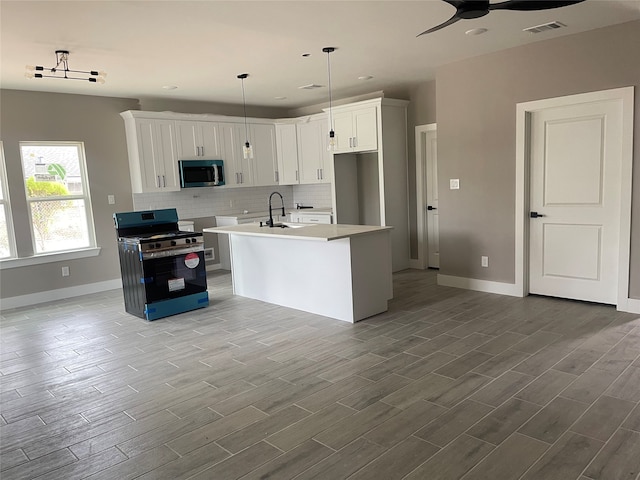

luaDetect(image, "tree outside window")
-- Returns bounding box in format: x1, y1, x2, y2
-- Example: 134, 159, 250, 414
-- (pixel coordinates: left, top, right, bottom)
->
20, 143, 95, 254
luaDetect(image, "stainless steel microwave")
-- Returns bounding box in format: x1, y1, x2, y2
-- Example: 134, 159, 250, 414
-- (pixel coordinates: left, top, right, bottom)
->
178, 160, 224, 188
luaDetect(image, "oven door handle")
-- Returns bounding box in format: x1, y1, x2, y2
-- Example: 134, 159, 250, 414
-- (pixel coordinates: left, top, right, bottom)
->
141, 245, 203, 260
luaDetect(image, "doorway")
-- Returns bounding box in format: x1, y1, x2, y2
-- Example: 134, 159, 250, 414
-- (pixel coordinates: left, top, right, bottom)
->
515, 87, 634, 307
415, 123, 439, 269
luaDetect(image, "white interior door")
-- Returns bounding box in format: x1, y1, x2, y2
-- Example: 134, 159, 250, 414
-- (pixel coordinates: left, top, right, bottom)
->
425, 130, 439, 268
529, 99, 623, 304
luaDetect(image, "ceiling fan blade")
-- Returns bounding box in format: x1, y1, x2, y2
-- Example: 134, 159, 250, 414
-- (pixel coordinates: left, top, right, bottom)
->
443, 0, 465, 7
417, 14, 461, 36
489, 0, 586, 12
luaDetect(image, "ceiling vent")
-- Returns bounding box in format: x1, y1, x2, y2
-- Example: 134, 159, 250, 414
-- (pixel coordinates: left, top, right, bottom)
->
523, 21, 566, 34
298, 83, 323, 90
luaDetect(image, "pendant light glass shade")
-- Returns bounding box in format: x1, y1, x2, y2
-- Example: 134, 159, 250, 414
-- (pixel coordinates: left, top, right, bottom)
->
323, 47, 338, 151
237, 73, 253, 160
243, 141, 254, 160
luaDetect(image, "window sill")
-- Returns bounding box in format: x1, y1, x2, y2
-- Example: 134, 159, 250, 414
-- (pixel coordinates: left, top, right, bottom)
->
0, 247, 102, 270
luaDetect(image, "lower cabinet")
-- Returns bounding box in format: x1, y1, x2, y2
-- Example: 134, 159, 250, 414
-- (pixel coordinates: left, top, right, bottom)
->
289, 212, 333, 224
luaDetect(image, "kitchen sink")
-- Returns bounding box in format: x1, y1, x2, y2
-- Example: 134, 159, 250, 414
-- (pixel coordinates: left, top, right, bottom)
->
281, 222, 316, 228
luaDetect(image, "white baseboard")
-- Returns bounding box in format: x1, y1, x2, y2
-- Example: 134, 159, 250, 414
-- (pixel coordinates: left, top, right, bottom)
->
1, 279, 123, 310
618, 297, 640, 314
206, 263, 223, 272
437, 274, 524, 297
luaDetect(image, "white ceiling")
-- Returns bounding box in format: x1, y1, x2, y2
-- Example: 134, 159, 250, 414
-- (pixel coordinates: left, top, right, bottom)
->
1, 1, 639, 109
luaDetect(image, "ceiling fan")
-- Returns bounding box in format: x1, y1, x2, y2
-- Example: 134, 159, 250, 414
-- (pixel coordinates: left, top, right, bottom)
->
417, 0, 586, 36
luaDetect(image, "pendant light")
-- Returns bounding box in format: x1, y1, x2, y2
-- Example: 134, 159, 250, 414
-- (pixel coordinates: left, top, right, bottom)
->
25, 50, 106, 83
237, 73, 253, 159
322, 47, 337, 151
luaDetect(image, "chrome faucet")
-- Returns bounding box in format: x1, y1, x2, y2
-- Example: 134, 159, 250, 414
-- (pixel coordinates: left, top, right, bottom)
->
267, 191, 285, 227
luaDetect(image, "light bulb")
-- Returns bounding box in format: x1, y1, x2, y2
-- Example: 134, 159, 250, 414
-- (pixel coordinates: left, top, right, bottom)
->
243, 142, 254, 160
25, 72, 34, 79
25, 65, 35, 71
99, 71, 107, 78
96, 77, 106, 84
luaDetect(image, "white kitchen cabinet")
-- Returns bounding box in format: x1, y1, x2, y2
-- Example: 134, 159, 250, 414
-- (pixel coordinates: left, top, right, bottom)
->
220, 122, 277, 187
332, 106, 378, 153
175, 121, 221, 159
276, 123, 299, 185
121, 114, 180, 193
298, 212, 332, 224
219, 122, 252, 187
297, 116, 332, 184
329, 97, 410, 272
251, 123, 279, 186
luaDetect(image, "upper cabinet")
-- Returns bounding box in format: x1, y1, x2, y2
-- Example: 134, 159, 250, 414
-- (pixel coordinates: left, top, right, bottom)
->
219, 122, 278, 187
251, 123, 278, 187
219, 122, 251, 187
175, 121, 221, 159
121, 112, 180, 193
275, 123, 299, 185
332, 106, 378, 153
297, 115, 332, 184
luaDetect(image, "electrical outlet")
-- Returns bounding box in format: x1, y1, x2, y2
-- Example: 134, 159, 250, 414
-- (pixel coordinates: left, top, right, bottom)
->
481, 256, 489, 268
204, 248, 214, 261
107, 194, 115, 205
61, 266, 70, 277
450, 179, 460, 190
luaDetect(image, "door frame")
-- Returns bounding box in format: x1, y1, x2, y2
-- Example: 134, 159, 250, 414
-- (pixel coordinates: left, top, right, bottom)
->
514, 86, 635, 310
414, 123, 437, 269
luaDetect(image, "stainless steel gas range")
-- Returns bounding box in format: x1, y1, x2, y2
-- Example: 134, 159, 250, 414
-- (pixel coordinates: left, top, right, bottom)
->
113, 209, 209, 320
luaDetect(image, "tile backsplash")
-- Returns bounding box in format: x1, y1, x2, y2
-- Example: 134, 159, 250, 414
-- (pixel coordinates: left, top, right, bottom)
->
133, 183, 332, 220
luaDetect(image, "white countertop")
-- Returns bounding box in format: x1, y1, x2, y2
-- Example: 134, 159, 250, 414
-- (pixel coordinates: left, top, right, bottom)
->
203, 223, 392, 241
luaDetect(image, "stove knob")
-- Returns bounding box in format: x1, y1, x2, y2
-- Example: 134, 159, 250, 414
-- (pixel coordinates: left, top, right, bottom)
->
155, 243, 161, 248
185, 238, 191, 244
171, 240, 177, 246
192, 238, 198, 243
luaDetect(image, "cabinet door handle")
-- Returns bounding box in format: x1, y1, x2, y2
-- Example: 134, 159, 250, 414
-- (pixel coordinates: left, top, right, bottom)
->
240, 172, 243, 184
157, 175, 161, 188
319, 168, 323, 180
353, 137, 357, 148
275, 171, 279, 182
162, 175, 166, 187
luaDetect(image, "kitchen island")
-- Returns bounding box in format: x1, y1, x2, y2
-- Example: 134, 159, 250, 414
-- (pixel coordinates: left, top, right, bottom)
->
203, 223, 393, 323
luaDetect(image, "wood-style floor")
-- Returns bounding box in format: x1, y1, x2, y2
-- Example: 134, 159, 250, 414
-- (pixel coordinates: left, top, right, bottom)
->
1, 269, 639, 480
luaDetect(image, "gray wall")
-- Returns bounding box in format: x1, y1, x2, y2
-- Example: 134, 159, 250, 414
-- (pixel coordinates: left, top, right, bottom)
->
139, 97, 288, 119
407, 81, 437, 259
0, 90, 139, 299
434, 20, 640, 298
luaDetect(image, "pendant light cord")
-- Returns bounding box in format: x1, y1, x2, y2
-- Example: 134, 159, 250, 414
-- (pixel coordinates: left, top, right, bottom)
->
241, 77, 249, 142
326, 50, 333, 132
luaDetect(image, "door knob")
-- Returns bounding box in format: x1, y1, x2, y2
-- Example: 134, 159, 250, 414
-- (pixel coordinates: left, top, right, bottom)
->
427, 205, 437, 211
530, 211, 545, 218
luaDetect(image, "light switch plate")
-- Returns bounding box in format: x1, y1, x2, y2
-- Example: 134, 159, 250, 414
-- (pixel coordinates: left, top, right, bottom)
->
450, 179, 460, 190
107, 195, 115, 205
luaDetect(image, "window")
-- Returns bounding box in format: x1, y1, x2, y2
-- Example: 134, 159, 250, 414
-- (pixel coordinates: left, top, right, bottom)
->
19, 142, 96, 254
0, 142, 16, 259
